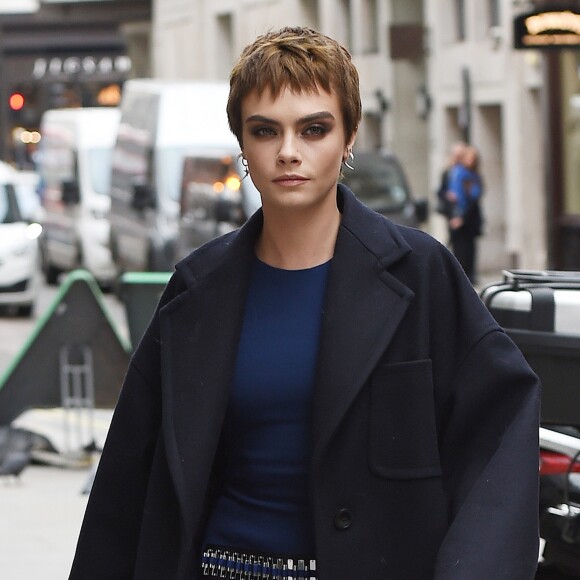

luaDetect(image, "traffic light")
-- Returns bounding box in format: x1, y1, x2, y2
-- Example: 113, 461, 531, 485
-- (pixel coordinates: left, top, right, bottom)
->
9, 92, 25, 111
7, 84, 39, 127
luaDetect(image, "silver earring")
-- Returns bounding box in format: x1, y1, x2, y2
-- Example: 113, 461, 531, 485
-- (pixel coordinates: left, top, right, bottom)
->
344, 150, 354, 171
240, 155, 249, 180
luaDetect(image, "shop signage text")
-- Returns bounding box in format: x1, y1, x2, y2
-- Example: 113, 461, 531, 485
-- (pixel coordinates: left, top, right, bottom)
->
32, 55, 132, 79
514, 7, 580, 49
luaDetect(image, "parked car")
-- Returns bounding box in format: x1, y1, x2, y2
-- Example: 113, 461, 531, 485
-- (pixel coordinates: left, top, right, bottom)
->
109, 79, 238, 273
37, 107, 121, 287
0, 163, 42, 317
177, 153, 261, 259
340, 150, 428, 227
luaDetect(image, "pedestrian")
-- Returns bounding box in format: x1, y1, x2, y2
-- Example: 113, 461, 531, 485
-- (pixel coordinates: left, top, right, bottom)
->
436, 140, 466, 220
69, 26, 540, 580
446, 144, 484, 284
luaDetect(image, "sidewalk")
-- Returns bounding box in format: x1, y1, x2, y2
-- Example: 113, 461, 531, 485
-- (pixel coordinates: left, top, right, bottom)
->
0, 464, 90, 579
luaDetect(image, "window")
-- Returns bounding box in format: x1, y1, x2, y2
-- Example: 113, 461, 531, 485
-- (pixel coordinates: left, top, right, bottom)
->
361, 0, 379, 54
359, 112, 382, 151
455, 0, 466, 41
0, 185, 22, 224
488, 0, 500, 28
341, 153, 411, 212
215, 13, 234, 79
337, 0, 352, 51
300, 0, 320, 29
475, 0, 502, 41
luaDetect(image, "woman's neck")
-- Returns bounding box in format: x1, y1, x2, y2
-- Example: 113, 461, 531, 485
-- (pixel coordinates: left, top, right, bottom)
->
256, 205, 341, 270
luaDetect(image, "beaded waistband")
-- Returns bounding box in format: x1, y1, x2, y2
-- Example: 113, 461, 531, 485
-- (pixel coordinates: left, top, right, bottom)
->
201, 545, 317, 579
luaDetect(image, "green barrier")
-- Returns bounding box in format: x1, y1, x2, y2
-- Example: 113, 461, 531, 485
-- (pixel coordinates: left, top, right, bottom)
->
0, 270, 131, 425
119, 272, 172, 352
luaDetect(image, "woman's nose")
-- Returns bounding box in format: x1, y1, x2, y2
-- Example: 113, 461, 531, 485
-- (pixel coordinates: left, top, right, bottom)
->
277, 134, 301, 165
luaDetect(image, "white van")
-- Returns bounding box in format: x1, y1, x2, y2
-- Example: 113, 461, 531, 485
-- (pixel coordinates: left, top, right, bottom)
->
109, 79, 240, 272
37, 107, 121, 286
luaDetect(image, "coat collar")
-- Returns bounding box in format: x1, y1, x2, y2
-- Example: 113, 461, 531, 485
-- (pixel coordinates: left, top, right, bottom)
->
160, 185, 414, 534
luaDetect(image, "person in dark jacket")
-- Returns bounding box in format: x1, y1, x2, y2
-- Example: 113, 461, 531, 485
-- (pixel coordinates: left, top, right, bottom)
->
69, 27, 540, 580
436, 140, 466, 220
438, 144, 484, 284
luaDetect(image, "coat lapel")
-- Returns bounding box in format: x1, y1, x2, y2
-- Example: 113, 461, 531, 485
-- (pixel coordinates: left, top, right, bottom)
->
159, 215, 261, 536
311, 187, 415, 463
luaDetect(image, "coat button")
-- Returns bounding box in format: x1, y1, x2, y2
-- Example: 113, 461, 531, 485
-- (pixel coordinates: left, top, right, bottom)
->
333, 508, 353, 530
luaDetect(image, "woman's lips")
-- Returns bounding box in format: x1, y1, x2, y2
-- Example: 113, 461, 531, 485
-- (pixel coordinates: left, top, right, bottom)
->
273, 175, 308, 186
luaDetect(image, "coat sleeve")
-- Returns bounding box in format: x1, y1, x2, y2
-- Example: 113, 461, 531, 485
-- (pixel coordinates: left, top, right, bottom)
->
68, 273, 185, 579
434, 326, 541, 579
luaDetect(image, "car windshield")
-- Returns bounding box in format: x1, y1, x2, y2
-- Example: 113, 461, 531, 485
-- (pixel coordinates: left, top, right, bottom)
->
340, 154, 410, 212
13, 173, 41, 220
88, 148, 114, 196
0, 184, 23, 224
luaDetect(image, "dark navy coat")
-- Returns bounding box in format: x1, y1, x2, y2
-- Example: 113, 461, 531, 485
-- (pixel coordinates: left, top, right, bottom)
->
69, 185, 540, 579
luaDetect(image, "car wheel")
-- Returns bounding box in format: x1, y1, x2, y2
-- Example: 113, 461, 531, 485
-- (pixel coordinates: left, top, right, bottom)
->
146, 246, 158, 272
76, 243, 85, 272
43, 261, 61, 286
40, 247, 61, 285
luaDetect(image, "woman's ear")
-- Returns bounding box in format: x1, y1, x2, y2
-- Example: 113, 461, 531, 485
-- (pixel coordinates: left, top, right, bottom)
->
344, 133, 357, 159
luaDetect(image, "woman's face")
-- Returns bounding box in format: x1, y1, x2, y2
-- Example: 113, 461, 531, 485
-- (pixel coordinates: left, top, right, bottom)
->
241, 85, 352, 216
463, 148, 477, 170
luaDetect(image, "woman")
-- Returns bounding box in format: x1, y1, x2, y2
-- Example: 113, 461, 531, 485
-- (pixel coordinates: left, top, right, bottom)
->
446, 145, 484, 284
69, 27, 540, 579
436, 140, 466, 219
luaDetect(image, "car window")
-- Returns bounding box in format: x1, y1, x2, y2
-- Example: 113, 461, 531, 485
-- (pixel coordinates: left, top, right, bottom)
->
13, 173, 41, 220
0, 184, 23, 224
88, 148, 114, 196
341, 154, 410, 213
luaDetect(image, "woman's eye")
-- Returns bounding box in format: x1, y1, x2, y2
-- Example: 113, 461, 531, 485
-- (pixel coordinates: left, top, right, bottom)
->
304, 124, 328, 136
252, 126, 276, 137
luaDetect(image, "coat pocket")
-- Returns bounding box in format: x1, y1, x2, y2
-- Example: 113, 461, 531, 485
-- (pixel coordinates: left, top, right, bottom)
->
369, 359, 442, 479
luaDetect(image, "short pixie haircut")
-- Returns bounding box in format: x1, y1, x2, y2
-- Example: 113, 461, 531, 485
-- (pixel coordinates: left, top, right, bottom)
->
227, 27, 361, 148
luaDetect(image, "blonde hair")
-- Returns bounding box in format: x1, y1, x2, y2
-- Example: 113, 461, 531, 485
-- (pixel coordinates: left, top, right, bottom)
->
227, 27, 361, 147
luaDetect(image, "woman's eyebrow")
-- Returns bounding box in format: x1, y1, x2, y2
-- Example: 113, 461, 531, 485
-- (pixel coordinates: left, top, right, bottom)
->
245, 111, 336, 125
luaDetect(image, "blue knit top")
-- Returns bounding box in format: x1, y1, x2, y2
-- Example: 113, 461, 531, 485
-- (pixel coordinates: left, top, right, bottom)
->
202, 257, 331, 556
